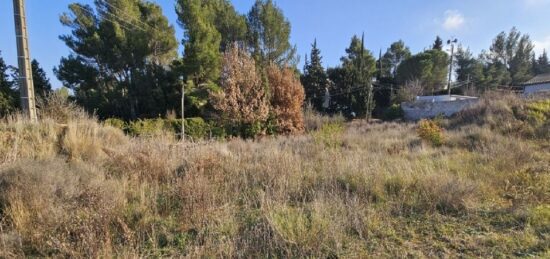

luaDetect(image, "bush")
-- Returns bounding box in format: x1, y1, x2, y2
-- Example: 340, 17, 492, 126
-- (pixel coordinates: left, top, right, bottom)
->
267, 64, 305, 134
37, 92, 88, 123
417, 119, 444, 146
383, 104, 404, 121
104, 118, 126, 130
127, 118, 170, 137
166, 118, 226, 140
312, 122, 344, 148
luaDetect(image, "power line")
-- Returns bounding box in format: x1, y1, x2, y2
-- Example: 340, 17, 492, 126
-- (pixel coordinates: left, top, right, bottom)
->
72, 4, 142, 33
99, 0, 158, 33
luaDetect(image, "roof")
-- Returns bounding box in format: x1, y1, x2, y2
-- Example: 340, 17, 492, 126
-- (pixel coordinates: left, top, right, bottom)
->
523, 73, 550, 86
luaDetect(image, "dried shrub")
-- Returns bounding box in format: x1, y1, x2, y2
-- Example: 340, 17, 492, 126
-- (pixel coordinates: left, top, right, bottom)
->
267, 64, 305, 134
396, 79, 423, 103
37, 91, 88, 123
213, 44, 269, 136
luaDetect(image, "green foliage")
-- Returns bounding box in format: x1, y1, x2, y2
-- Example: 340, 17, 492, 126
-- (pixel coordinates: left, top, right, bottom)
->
302, 39, 328, 111
486, 27, 534, 85
0, 51, 18, 116
336, 35, 377, 118
433, 36, 444, 50
455, 47, 485, 86
177, 0, 222, 84
104, 118, 127, 130
247, 0, 297, 67
529, 205, 550, 234
417, 119, 444, 146
380, 40, 411, 78
127, 118, 168, 136
383, 104, 404, 121
312, 122, 344, 148
534, 50, 550, 75
525, 99, 550, 125
396, 49, 449, 93
31, 60, 52, 100
56, 0, 178, 119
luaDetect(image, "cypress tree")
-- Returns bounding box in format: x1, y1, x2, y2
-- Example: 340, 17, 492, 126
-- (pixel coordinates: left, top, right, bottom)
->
302, 39, 328, 111
433, 36, 444, 50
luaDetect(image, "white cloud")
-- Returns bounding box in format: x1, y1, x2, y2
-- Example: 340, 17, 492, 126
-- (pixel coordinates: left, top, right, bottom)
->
534, 36, 550, 55
442, 10, 465, 31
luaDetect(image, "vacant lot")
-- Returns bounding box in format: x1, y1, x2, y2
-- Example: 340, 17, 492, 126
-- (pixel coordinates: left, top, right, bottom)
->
0, 94, 549, 257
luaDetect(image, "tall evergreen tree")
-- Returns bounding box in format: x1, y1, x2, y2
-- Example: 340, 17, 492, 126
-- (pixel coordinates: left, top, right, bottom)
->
340, 34, 376, 118
56, 0, 178, 119
210, 0, 248, 52
247, 0, 296, 67
0, 52, 17, 116
433, 36, 444, 50
301, 39, 327, 111
177, 0, 222, 84
534, 50, 550, 75
31, 60, 53, 100
454, 47, 484, 84
487, 27, 534, 85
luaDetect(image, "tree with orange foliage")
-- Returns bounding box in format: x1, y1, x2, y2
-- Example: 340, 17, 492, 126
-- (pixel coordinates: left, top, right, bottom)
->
267, 64, 305, 134
213, 44, 269, 136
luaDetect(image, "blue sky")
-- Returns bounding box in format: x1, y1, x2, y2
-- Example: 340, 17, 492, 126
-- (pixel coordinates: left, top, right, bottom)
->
1, 0, 550, 88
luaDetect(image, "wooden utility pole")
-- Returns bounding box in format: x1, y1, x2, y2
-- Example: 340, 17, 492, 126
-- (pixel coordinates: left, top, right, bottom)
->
13, 0, 37, 121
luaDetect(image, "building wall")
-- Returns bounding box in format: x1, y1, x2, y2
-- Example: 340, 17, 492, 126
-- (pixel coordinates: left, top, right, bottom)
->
524, 83, 550, 96
401, 97, 479, 121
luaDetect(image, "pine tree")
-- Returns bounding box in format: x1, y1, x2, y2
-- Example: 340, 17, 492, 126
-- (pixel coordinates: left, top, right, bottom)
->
0, 52, 17, 116
247, 0, 296, 67
433, 36, 444, 50
57, 0, 178, 119
31, 60, 52, 100
534, 50, 550, 74
177, 0, 222, 84
301, 39, 328, 111
340, 34, 376, 118
381, 40, 411, 78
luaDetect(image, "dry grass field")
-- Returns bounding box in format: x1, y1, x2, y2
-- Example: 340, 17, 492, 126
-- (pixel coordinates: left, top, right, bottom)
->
0, 93, 549, 257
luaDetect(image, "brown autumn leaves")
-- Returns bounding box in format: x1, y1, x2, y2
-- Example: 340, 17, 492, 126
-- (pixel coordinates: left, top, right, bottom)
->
213, 45, 305, 135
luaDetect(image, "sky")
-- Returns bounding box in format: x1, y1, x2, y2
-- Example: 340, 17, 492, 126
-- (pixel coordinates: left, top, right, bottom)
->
1, 0, 550, 88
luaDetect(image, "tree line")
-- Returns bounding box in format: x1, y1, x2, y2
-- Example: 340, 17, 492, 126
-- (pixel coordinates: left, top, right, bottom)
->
1, 0, 550, 131
302, 30, 550, 118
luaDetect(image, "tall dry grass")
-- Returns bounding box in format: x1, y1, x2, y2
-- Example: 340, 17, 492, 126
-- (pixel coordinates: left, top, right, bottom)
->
0, 93, 549, 257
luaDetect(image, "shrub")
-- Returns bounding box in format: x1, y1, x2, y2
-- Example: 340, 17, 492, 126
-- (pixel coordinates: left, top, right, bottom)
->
312, 122, 344, 148
212, 44, 269, 138
417, 119, 444, 146
267, 64, 305, 134
528, 205, 550, 234
127, 118, 171, 137
37, 91, 88, 123
104, 118, 126, 130
166, 118, 226, 140
383, 104, 404, 121
303, 105, 346, 132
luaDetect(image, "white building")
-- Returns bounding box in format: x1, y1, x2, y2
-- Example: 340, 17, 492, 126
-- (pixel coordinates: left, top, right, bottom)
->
401, 95, 479, 121
522, 73, 550, 96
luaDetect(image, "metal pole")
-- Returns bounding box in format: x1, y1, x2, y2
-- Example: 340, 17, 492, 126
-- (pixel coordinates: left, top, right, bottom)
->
13, 0, 37, 121
447, 42, 455, 97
